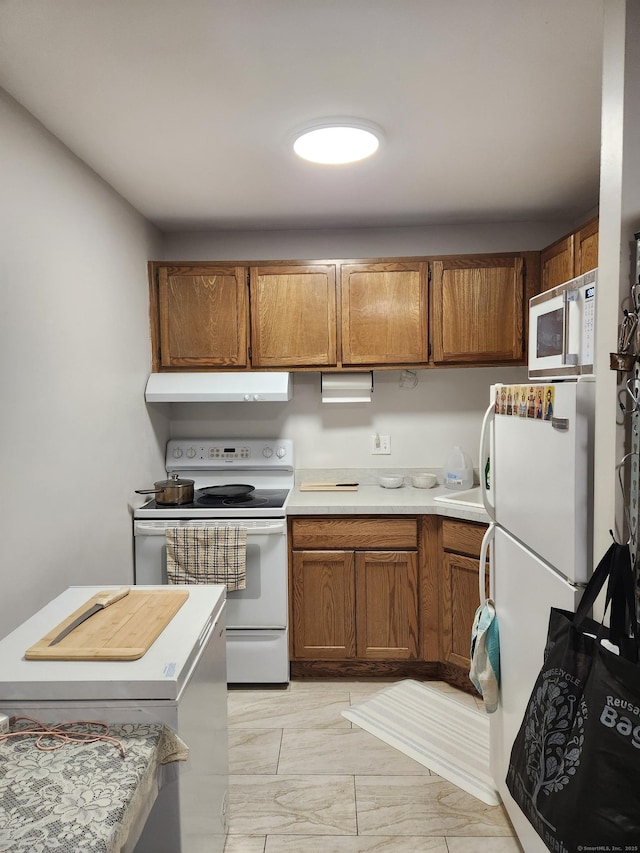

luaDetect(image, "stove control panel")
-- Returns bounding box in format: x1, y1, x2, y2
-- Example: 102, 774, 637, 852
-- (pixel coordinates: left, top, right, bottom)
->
166, 438, 294, 469
209, 446, 251, 460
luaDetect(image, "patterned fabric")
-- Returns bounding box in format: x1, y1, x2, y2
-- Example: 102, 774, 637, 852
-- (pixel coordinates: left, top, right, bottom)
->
0, 721, 188, 853
166, 526, 247, 591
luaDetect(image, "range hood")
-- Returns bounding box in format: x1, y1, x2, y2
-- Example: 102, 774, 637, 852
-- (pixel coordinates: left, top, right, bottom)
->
145, 372, 292, 403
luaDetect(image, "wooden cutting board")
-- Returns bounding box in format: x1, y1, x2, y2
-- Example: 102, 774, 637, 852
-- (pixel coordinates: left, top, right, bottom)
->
25, 589, 189, 661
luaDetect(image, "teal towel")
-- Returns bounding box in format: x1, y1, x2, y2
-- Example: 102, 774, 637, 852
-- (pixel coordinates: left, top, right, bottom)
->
469, 599, 501, 714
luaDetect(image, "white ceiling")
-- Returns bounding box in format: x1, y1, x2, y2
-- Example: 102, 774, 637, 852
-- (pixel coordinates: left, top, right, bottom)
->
0, 0, 605, 232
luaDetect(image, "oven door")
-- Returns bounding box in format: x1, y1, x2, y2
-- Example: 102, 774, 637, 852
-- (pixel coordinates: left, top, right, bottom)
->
133, 518, 288, 629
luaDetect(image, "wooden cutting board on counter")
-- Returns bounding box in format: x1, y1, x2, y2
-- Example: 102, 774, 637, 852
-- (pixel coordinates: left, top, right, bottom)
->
299, 483, 359, 491
25, 589, 189, 661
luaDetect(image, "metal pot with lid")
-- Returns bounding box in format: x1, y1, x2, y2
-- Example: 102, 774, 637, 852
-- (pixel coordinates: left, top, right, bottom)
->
135, 473, 195, 505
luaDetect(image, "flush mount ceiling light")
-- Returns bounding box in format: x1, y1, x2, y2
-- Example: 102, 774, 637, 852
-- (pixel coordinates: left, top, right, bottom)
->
292, 119, 383, 165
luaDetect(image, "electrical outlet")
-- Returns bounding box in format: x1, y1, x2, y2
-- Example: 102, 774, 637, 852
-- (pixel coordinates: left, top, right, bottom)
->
371, 434, 391, 454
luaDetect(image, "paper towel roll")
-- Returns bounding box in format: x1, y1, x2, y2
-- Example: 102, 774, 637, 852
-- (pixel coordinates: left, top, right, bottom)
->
321, 372, 373, 403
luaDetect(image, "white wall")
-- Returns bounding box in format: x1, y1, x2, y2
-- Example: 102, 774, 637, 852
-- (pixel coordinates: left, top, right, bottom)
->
161, 219, 566, 472
163, 220, 572, 262
594, 1, 640, 566
166, 366, 527, 471
0, 90, 169, 635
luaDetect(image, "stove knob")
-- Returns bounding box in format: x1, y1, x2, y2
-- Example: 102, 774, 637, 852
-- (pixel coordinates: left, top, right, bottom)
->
186, 447, 197, 459
276, 446, 286, 459
262, 446, 273, 458
244, 394, 252, 401
172, 448, 184, 459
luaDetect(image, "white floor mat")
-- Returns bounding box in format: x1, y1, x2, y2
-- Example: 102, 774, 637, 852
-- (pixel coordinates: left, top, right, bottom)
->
342, 679, 500, 805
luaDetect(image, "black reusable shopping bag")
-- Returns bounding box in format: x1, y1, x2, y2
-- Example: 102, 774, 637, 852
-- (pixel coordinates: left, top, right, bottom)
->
506, 541, 640, 853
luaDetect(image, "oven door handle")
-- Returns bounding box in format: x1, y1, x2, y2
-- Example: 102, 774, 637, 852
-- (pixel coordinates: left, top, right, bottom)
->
133, 520, 287, 536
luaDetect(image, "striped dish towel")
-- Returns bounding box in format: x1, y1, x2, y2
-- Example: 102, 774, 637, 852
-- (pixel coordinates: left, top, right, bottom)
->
166, 527, 247, 591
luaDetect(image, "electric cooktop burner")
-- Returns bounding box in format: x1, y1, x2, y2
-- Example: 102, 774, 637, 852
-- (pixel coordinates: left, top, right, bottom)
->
141, 488, 289, 511
197, 493, 270, 508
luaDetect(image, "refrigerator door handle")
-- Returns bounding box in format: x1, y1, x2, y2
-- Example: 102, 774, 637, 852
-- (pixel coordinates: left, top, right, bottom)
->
479, 402, 496, 520
479, 522, 496, 603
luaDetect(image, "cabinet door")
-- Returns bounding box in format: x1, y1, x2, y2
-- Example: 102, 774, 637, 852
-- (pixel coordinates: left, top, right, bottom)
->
431, 257, 524, 364
574, 217, 598, 276
355, 551, 419, 660
250, 265, 337, 367
541, 235, 574, 292
291, 550, 355, 659
340, 262, 428, 365
155, 265, 248, 369
441, 552, 489, 670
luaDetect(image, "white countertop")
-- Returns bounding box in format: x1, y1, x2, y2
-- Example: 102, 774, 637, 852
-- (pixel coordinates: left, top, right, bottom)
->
0, 585, 226, 702
287, 479, 490, 523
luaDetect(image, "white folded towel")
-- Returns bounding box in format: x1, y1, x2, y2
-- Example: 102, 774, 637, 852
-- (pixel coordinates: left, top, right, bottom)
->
166, 526, 247, 591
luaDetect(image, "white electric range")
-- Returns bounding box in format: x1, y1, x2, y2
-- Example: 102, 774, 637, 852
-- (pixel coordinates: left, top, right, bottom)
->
133, 438, 293, 684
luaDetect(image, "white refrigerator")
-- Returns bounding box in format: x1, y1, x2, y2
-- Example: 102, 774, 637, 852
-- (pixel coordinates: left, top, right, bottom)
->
479, 380, 595, 852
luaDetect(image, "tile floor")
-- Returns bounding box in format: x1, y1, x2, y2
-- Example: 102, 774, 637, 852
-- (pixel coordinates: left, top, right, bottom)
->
224, 679, 523, 853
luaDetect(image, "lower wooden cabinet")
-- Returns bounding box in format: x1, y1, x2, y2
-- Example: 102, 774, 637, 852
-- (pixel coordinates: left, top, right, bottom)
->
440, 518, 489, 671
288, 513, 489, 685
291, 550, 356, 659
290, 517, 419, 661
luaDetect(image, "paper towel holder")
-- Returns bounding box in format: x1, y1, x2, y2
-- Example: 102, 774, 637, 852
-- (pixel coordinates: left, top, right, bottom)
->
321, 372, 374, 403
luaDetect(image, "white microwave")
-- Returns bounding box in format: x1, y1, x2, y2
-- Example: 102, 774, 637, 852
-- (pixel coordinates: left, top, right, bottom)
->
528, 268, 596, 379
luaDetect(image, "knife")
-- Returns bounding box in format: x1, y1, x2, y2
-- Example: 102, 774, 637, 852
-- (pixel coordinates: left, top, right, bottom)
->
49, 587, 130, 646
299, 482, 359, 491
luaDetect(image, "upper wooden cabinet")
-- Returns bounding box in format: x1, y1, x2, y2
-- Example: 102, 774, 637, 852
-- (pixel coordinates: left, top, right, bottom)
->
540, 236, 574, 293
430, 256, 524, 365
250, 261, 428, 368
340, 262, 428, 365
150, 264, 249, 369
149, 251, 534, 372
540, 216, 598, 292
249, 264, 337, 367
574, 217, 599, 276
